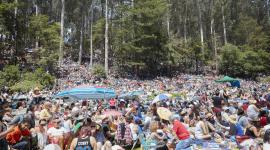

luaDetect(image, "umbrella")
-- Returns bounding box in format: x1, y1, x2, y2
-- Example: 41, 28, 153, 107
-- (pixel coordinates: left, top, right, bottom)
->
55, 87, 116, 100
157, 107, 172, 121
152, 94, 170, 104
13, 95, 28, 100
102, 110, 122, 117
118, 90, 144, 99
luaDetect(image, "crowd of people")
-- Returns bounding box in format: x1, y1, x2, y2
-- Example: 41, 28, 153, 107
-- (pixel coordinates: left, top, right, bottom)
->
1, 62, 270, 150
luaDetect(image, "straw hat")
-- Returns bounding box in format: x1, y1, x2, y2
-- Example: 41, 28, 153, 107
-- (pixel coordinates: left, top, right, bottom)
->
157, 107, 172, 121
34, 87, 40, 91
249, 99, 257, 104
228, 115, 237, 124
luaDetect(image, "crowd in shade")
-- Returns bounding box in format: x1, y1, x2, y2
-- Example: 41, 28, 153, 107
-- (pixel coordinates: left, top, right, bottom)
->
1, 61, 270, 150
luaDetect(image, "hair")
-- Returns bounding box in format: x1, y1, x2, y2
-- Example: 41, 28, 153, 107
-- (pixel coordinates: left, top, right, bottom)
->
79, 126, 89, 137
264, 129, 270, 143
39, 119, 47, 124
237, 108, 245, 116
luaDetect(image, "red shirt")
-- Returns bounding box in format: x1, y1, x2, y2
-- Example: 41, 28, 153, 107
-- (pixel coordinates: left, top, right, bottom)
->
6, 126, 30, 144
173, 120, 190, 140
109, 99, 116, 106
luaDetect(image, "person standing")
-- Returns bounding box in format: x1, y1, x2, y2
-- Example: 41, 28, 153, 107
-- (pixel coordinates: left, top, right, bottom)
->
109, 98, 117, 110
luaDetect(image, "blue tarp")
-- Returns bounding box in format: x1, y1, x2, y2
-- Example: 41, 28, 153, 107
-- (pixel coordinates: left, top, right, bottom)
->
230, 80, 241, 88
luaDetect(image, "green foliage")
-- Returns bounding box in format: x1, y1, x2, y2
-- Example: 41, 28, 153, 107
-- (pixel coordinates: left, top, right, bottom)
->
113, 0, 169, 76
0, 65, 54, 91
0, 65, 20, 87
219, 44, 244, 77
219, 44, 270, 78
92, 64, 106, 78
233, 15, 269, 50
29, 15, 60, 69
10, 80, 42, 93
23, 68, 55, 88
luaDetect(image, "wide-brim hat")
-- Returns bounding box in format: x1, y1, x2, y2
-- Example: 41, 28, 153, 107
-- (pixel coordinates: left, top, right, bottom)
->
249, 99, 257, 104
157, 107, 172, 121
34, 87, 40, 91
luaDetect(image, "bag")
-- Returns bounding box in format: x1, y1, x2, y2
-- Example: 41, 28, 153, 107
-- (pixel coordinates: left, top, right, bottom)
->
235, 123, 244, 136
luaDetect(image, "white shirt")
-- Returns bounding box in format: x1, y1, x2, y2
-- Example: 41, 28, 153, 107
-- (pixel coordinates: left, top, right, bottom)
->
47, 127, 67, 137
247, 105, 259, 119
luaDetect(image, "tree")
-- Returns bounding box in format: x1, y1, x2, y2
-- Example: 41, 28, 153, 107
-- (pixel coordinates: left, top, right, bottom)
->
104, 0, 109, 75
0, 65, 20, 87
59, 0, 65, 65
219, 44, 244, 77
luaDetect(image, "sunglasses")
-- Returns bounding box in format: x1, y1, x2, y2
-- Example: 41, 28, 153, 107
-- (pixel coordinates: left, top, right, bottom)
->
40, 123, 47, 126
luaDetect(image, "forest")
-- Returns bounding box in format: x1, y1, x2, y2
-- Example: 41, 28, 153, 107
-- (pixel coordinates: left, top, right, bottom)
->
1, 0, 270, 79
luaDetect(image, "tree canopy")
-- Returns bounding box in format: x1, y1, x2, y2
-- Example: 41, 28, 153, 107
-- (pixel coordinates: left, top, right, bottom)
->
1, 0, 270, 81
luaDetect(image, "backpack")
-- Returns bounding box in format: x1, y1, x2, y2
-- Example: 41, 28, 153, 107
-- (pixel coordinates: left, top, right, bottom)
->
235, 123, 244, 136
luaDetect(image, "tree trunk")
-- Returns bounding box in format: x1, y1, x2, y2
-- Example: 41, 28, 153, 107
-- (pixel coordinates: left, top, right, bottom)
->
34, 2, 39, 51
167, 0, 170, 38
90, 4, 94, 68
105, 0, 109, 75
196, 0, 204, 72
58, 0, 65, 66
221, 4, 227, 44
184, 0, 188, 44
267, 0, 270, 21
210, 0, 218, 74
14, 0, 18, 64
78, 17, 84, 65
196, 0, 204, 52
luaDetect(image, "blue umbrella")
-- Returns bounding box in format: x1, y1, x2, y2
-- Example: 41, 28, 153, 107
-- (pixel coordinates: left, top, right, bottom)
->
152, 94, 170, 104
119, 90, 144, 99
55, 87, 116, 100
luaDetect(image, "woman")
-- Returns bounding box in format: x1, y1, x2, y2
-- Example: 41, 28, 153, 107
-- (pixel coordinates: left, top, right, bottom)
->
247, 99, 260, 121
263, 129, 270, 150
0, 115, 8, 150
149, 121, 168, 150
195, 112, 212, 140
245, 122, 260, 138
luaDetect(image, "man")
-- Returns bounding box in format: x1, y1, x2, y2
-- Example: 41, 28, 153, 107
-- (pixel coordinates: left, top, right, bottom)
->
47, 117, 67, 150
6, 119, 31, 150
169, 115, 192, 150
35, 119, 48, 150
70, 126, 97, 150
212, 92, 223, 113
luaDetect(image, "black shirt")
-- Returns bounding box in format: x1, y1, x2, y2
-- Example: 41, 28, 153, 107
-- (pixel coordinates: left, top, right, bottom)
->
212, 96, 223, 108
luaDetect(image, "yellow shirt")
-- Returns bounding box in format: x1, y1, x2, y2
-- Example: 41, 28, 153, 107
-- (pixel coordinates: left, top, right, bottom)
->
39, 109, 52, 119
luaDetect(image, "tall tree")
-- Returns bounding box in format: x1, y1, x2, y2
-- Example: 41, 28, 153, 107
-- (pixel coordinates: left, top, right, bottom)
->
59, 0, 65, 65
104, 0, 109, 75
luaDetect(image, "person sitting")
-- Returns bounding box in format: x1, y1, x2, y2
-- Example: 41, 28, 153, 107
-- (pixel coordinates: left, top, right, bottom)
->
244, 122, 260, 139
169, 115, 192, 150
247, 99, 260, 121
195, 112, 213, 140
47, 117, 68, 150
115, 116, 133, 148
70, 126, 97, 150
34, 119, 48, 150
6, 119, 31, 150
39, 102, 52, 121
263, 129, 270, 150
149, 120, 168, 150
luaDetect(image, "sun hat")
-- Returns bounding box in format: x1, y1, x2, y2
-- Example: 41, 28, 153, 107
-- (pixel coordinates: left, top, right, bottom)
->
249, 99, 257, 104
